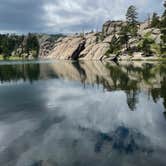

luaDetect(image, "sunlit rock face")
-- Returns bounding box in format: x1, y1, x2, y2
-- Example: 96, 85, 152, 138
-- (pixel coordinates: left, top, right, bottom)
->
43, 33, 111, 60
0, 61, 166, 166
48, 36, 86, 60
80, 43, 110, 60
43, 20, 128, 60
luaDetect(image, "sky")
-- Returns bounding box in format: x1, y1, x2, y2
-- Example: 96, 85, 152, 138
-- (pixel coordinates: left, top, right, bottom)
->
0, 0, 164, 34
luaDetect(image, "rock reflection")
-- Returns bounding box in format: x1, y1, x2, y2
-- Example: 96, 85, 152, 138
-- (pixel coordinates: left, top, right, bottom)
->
41, 61, 166, 111
0, 61, 166, 111
0, 61, 166, 166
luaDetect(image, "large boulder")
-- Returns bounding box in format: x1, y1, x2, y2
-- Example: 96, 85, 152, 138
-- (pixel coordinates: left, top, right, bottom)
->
138, 28, 160, 37
138, 28, 161, 44
84, 33, 98, 46
151, 29, 161, 44
102, 20, 126, 37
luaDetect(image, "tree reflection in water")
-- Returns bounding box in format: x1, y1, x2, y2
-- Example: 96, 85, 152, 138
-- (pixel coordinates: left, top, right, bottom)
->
0, 61, 166, 166
0, 61, 166, 111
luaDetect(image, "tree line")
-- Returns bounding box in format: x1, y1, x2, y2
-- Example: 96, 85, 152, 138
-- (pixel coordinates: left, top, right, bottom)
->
0, 33, 39, 59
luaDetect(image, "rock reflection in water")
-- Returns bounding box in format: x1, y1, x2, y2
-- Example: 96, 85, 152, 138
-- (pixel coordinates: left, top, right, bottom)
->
0, 60, 166, 166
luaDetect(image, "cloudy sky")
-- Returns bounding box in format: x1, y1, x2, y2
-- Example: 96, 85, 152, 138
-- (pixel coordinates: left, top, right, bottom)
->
0, 0, 164, 34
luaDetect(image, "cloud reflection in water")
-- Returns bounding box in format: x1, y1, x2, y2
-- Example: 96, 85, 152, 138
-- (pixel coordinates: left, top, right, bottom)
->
0, 61, 166, 166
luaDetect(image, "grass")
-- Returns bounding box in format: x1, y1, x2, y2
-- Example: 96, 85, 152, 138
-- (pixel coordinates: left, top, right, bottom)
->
0, 55, 27, 61
0, 55, 4, 60
8, 56, 23, 60
151, 43, 161, 56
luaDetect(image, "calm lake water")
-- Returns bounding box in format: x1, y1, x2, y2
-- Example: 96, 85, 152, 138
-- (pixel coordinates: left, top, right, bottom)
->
0, 60, 166, 166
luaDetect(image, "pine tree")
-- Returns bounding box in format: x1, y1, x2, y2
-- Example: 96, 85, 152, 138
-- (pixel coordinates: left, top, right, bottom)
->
163, 1, 166, 16
126, 5, 138, 25
141, 38, 154, 56
151, 12, 160, 28
160, 1, 166, 54
109, 35, 120, 53
126, 5, 138, 37
119, 26, 130, 49
25, 33, 39, 57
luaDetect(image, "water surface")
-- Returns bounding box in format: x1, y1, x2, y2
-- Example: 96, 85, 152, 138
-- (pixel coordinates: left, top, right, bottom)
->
0, 60, 166, 166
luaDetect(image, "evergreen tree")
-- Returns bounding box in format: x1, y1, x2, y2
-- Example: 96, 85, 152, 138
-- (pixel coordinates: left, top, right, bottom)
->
109, 35, 120, 53
25, 33, 39, 57
0, 34, 23, 57
126, 5, 138, 25
141, 38, 154, 56
163, 1, 166, 16
160, 1, 166, 54
119, 26, 130, 49
126, 5, 138, 37
151, 12, 160, 28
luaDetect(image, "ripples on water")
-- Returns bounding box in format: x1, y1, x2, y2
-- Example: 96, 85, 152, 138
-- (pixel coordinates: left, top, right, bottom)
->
0, 60, 166, 166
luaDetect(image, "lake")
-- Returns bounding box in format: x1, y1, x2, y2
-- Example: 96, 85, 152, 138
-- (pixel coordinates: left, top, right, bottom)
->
0, 60, 166, 166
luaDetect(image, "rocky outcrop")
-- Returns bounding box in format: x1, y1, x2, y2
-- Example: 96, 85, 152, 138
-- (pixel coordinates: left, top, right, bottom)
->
48, 36, 86, 60
80, 43, 110, 60
102, 21, 126, 37
38, 19, 162, 61
45, 32, 111, 60
139, 21, 150, 31
138, 27, 161, 46
38, 35, 56, 58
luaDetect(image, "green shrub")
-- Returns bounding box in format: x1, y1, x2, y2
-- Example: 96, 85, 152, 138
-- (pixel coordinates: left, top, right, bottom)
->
151, 43, 161, 56
138, 37, 155, 56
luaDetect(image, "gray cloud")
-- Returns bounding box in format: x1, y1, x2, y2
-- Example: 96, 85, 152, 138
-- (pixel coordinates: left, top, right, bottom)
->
0, 0, 164, 34
0, 0, 46, 33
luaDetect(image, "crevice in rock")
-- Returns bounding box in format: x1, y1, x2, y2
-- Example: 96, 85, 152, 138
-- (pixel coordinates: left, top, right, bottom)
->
71, 40, 86, 60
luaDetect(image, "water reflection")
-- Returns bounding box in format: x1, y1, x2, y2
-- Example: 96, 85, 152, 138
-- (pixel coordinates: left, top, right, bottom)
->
0, 61, 166, 111
0, 63, 40, 83
0, 60, 166, 166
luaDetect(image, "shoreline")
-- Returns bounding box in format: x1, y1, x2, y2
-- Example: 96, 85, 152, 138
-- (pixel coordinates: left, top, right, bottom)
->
0, 57, 166, 62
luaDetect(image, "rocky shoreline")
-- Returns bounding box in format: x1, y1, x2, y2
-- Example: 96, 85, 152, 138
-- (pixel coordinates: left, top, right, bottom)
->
38, 20, 163, 61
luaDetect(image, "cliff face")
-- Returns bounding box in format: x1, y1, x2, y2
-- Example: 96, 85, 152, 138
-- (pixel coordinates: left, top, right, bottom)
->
48, 36, 86, 60
39, 31, 113, 60
38, 20, 162, 60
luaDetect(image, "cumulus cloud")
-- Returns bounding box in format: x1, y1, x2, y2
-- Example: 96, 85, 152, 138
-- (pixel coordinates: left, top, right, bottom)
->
0, 0, 164, 34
